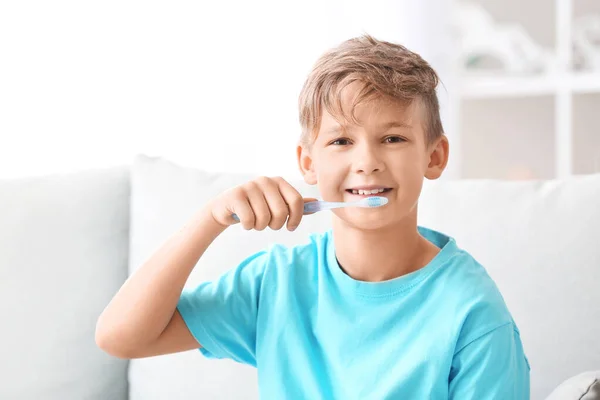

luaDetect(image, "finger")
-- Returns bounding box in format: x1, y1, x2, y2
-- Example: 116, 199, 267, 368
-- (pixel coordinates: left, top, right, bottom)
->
262, 179, 291, 230
245, 181, 271, 231
231, 196, 254, 230
275, 179, 307, 230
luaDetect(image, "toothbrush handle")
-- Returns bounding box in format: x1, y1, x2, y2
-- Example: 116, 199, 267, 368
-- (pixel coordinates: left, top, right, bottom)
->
303, 201, 346, 213
231, 198, 322, 222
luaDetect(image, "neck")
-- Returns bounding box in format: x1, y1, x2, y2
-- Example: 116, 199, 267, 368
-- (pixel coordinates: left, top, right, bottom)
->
331, 210, 439, 282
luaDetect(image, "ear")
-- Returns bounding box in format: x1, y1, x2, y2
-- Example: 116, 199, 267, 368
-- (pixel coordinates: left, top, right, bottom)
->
297, 144, 317, 185
425, 134, 449, 180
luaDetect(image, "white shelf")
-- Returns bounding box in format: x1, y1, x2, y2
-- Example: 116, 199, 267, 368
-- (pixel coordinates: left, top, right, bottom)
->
460, 75, 558, 99
450, 0, 600, 179
570, 72, 600, 94
460, 72, 600, 99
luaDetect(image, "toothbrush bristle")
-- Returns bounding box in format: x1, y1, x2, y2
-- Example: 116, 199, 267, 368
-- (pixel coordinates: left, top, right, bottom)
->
363, 196, 388, 208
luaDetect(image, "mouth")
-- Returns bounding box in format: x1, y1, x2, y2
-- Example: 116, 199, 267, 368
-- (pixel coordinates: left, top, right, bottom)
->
345, 187, 393, 196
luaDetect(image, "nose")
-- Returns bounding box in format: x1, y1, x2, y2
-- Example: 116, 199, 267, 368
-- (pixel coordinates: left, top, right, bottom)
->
353, 142, 385, 175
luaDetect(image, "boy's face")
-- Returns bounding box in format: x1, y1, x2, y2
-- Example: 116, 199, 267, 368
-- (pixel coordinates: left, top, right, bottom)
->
297, 84, 448, 230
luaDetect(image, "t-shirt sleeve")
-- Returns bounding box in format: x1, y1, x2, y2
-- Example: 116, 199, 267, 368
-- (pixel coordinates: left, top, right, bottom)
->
448, 322, 531, 400
176, 249, 268, 366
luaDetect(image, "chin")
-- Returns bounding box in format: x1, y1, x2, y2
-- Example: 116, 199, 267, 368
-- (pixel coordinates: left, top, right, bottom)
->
333, 209, 394, 231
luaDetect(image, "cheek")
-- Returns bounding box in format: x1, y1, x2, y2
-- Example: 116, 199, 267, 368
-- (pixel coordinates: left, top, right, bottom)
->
394, 149, 429, 175
315, 157, 344, 181
392, 156, 426, 199
314, 163, 347, 199
401, 167, 425, 193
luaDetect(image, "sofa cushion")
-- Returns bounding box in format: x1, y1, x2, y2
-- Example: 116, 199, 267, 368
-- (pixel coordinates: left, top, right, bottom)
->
0, 166, 130, 400
128, 155, 329, 400
418, 174, 600, 399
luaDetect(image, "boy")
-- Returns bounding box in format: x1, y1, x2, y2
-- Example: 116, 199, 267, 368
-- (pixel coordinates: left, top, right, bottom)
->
96, 35, 530, 399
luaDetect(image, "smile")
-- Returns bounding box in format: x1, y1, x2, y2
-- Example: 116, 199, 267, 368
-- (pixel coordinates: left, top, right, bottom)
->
345, 188, 393, 195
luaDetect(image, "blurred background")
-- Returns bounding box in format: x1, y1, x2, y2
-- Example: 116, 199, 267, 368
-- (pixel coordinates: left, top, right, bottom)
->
1, 0, 599, 181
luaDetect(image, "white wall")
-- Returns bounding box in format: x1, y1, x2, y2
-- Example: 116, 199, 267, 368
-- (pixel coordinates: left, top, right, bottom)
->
0, 0, 455, 180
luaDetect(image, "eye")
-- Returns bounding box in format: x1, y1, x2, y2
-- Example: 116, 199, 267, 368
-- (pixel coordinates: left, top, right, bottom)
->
330, 138, 351, 146
384, 136, 406, 143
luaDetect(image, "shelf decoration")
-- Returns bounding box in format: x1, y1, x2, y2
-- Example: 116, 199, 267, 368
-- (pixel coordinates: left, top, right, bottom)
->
453, 2, 555, 76
573, 14, 600, 71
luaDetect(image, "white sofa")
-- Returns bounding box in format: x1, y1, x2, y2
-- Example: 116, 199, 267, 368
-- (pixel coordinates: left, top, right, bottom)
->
1, 154, 599, 400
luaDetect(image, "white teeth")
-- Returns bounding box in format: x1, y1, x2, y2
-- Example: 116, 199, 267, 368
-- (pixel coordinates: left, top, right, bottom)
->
351, 188, 386, 195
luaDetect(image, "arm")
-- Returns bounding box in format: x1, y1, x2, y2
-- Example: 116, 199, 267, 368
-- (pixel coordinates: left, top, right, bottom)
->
449, 323, 531, 400
95, 208, 226, 358
95, 176, 308, 359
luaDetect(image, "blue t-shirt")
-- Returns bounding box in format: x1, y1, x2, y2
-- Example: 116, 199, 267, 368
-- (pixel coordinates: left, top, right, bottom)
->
177, 226, 530, 399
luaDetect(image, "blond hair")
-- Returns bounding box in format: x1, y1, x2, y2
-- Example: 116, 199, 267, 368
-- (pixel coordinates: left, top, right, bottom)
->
298, 34, 444, 146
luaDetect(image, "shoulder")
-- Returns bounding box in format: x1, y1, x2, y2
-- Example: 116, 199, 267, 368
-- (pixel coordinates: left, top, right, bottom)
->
202, 231, 329, 304
259, 229, 329, 261
423, 229, 516, 350
420, 226, 504, 304
253, 229, 331, 281
447, 252, 517, 351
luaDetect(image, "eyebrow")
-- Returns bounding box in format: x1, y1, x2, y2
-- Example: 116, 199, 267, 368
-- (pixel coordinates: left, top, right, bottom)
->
322, 121, 412, 136
379, 121, 412, 130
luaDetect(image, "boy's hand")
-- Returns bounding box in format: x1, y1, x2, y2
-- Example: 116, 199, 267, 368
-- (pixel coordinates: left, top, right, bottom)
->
209, 176, 316, 231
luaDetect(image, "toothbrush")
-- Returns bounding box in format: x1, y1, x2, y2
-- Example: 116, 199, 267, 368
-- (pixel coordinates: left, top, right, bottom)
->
231, 196, 388, 221
302, 196, 388, 213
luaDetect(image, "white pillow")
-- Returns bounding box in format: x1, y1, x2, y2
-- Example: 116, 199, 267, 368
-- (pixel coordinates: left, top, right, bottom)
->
418, 174, 600, 399
0, 167, 130, 400
545, 371, 600, 400
128, 155, 330, 400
